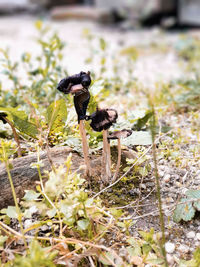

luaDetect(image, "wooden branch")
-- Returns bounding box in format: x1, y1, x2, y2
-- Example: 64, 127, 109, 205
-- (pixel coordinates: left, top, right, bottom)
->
0, 146, 83, 209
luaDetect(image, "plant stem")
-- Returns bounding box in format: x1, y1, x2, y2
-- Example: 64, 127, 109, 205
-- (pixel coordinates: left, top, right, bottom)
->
112, 139, 121, 182
4, 117, 22, 157
101, 130, 112, 184
79, 120, 92, 177
151, 107, 168, 267
2, 144, 27, 247
36, 147, 63, 237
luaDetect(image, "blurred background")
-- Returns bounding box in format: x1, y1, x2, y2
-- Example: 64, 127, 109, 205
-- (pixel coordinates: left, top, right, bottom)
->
1, 0, 200, 27
0, 0, 200, 87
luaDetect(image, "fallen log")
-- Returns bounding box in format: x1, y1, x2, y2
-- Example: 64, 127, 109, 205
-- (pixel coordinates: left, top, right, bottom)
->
0, 146, 86, 209
0, 145, 136, 209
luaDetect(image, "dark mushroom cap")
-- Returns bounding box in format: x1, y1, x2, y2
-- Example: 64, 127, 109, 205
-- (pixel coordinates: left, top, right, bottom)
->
57, 71, 91, 94
107, 129, 132, 140
87, 108, 118, 132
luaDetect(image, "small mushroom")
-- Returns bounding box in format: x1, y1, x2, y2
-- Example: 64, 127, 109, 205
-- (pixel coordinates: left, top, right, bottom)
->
57, 71, 92, 177
86, 107, 118, 184
107, 129, 132, 182
0, 112, 22, 157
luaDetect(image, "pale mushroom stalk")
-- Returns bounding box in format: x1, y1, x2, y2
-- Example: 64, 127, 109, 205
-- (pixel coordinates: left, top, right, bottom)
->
112, 138, 121, 182
108, 129, 132, 183
79, 119, 92, 177
86, 108, 118, 184
102, 129, 112, 183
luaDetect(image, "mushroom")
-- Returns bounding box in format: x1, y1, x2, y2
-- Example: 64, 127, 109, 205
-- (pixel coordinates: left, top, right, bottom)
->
86, 107, 118, 184
0, 112, 22, 157
57, 71, 92, 177
107, 129, 132, 182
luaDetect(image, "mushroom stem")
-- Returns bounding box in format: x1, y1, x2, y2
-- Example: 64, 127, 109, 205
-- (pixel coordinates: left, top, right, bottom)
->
112, 138, 121, 182
79, 120, 92, 177
102, 129, 111, 183
107, 140, 111, 170
4, 117, 22, 157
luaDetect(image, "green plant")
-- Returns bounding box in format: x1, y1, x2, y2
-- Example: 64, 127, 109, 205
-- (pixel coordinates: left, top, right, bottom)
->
173, 189, 200, 222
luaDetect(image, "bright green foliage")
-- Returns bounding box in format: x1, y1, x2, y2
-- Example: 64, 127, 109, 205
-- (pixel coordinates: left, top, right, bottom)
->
46, 99, 67, 135
0, 107, 38, 138
132, 110, 153, 131
11, 240, 57, 267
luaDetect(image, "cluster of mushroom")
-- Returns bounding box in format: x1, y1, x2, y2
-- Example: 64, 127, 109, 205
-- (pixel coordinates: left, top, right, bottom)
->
57, 71, 132, 184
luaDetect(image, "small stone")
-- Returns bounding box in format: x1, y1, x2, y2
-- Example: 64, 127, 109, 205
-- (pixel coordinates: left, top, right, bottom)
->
163, 174, 170, 183
141, 184, 146, 190
40, 225, 49, 232
195, 241, 200, 247
166, 254, 174, 265
29, 205, 38, 214
165, 242, 175, 254
159, 165, 165, 171
159, 171, 165, 177
196, 233, 200, 240
186, 231, 195, 239
177, 244, 189, 254
24, 219, 32, 229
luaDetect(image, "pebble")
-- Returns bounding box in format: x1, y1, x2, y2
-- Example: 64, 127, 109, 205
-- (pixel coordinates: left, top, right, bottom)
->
29, 205, 38, 214
40, 225, 49, 232
196, 233, 200, 241
165, 242, 175, 254
24, 219, 33, 229
141, 184, 146, 190
163, 174, 170, 183
159, 171, 165, 177
186, 231, 196, 239
159, 165, 165, 171
166, 254, 174, 265
177, 244, 189, 254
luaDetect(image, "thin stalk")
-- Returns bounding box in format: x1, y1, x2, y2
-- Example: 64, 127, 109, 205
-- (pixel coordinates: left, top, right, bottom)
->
2, 144, 27, 247
79, 120, 92, 177
112, 139, 121, 182
151, 106, 168, 267
36, 147, 63, 237
4, 117, 22, 157
107, 140, 111, 172
102, 130, 111, 184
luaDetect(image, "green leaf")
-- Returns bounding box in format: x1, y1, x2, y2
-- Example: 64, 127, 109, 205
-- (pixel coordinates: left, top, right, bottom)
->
35, 20, 43, 31
173, 198, 195, 222
47, 208, 57, 218
99, 38, 106, 51
0, 235, 8, 249
6, 206, 18, 219
132, 111, 153, 131
77, 219, 90, 230
185, 189, 200, 211
142, 243, 152, 255
119, 131, 152, 146
147, 258, 164, 265
23, 190, 40, 201
46, 99, 67, 133
0, 107, 38, 138
90, 79, 105, 96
